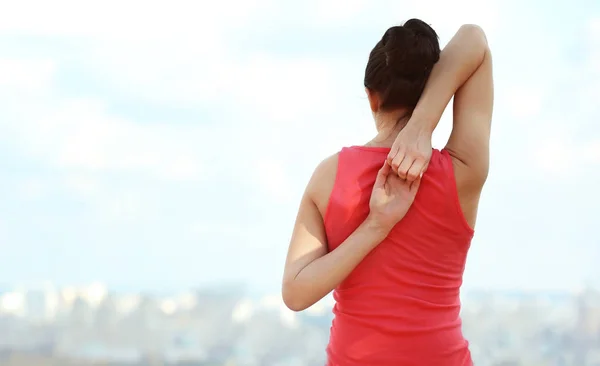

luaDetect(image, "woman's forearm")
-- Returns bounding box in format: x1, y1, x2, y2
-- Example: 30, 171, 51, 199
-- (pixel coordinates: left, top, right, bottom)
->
409, 24, 489, 132
282, 217, 388, 312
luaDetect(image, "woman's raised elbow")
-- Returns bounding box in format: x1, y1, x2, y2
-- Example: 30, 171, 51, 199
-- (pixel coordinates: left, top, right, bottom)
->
459, 24, 489, 48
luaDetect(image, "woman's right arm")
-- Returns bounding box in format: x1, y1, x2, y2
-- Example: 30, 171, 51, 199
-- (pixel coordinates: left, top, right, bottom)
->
281, 157, 389, 312
408, 24, 493, 183
400, 24, 493, 229
389, 24, 493, 185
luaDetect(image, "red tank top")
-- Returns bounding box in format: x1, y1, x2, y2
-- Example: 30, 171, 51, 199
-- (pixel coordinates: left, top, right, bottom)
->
324, 146, 474, 366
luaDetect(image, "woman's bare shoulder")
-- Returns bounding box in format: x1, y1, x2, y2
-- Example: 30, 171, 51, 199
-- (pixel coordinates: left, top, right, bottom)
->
306, 152, 341, 218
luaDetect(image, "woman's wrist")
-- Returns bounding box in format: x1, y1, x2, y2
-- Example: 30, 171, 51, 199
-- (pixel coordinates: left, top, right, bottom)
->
407, 110, 437, 136
363, 214, 393, 242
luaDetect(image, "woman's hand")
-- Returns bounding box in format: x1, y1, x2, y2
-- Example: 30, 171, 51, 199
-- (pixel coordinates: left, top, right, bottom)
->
387, 123, 433, 182
368, 161, 421, 233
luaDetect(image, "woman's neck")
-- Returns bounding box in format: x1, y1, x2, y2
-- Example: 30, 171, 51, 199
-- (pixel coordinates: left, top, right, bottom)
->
366, 112, 411, 148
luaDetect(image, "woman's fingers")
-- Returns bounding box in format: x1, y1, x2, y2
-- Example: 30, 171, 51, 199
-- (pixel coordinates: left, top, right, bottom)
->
389, 150, 405, 174
396, 156, 414, 180
389, 148, 428, 182
374, 161, 391, 189
406, 158, 424, 182
409, 176, 422, 192
387, 143, 400, 165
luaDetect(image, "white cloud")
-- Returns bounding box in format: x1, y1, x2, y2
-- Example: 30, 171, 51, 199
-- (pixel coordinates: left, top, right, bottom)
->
231, 55, 339, 123
590, 17, 600, 36
582, 140, 600, 162
409, 0, 499, 37
82, 41, 344, 113
532, 133, 600, 176
0, 0, 268, 41
62, 174, 155, 222
588, 18, 600, 73
0, 219, 6, 246
81, 41, 233, 106
16, 179, 46, 201
505, 86, 545, 119
1, 96, 205, 181
0, 58, 56, 94
303, 0, 498, 37
106, 194, 143, 222
0, 0, 273, 106
313, 0, 368, 25
63, 175, 99, 199
254, 158, 294, 203
190, 221, 279, 250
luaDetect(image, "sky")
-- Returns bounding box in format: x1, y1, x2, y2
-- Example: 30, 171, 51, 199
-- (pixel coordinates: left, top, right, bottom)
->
0, 0, 598, 294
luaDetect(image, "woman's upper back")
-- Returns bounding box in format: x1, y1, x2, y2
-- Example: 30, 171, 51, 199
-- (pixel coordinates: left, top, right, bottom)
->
315, 146, 475, 365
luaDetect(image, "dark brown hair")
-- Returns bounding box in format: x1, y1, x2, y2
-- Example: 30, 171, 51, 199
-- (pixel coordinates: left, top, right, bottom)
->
364, 19, 440, 111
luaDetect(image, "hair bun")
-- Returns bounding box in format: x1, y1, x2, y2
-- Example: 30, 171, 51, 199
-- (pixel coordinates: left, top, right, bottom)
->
363, 18, 441, 110
381, 26, 413, 65
382, 20, 439, 78
403, 18, 435, 37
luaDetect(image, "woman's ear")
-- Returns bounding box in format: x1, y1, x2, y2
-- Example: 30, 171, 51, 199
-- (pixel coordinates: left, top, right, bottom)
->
366, 87, 380, 113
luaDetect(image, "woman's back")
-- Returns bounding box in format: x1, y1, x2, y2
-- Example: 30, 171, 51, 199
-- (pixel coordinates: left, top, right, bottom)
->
323, 146, 473, 365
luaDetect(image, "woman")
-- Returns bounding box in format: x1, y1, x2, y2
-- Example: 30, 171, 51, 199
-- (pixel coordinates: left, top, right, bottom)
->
282, 19, 493, 366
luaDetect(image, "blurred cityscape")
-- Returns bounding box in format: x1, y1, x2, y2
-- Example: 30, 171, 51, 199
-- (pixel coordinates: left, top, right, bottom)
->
0, 283, 599, 366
